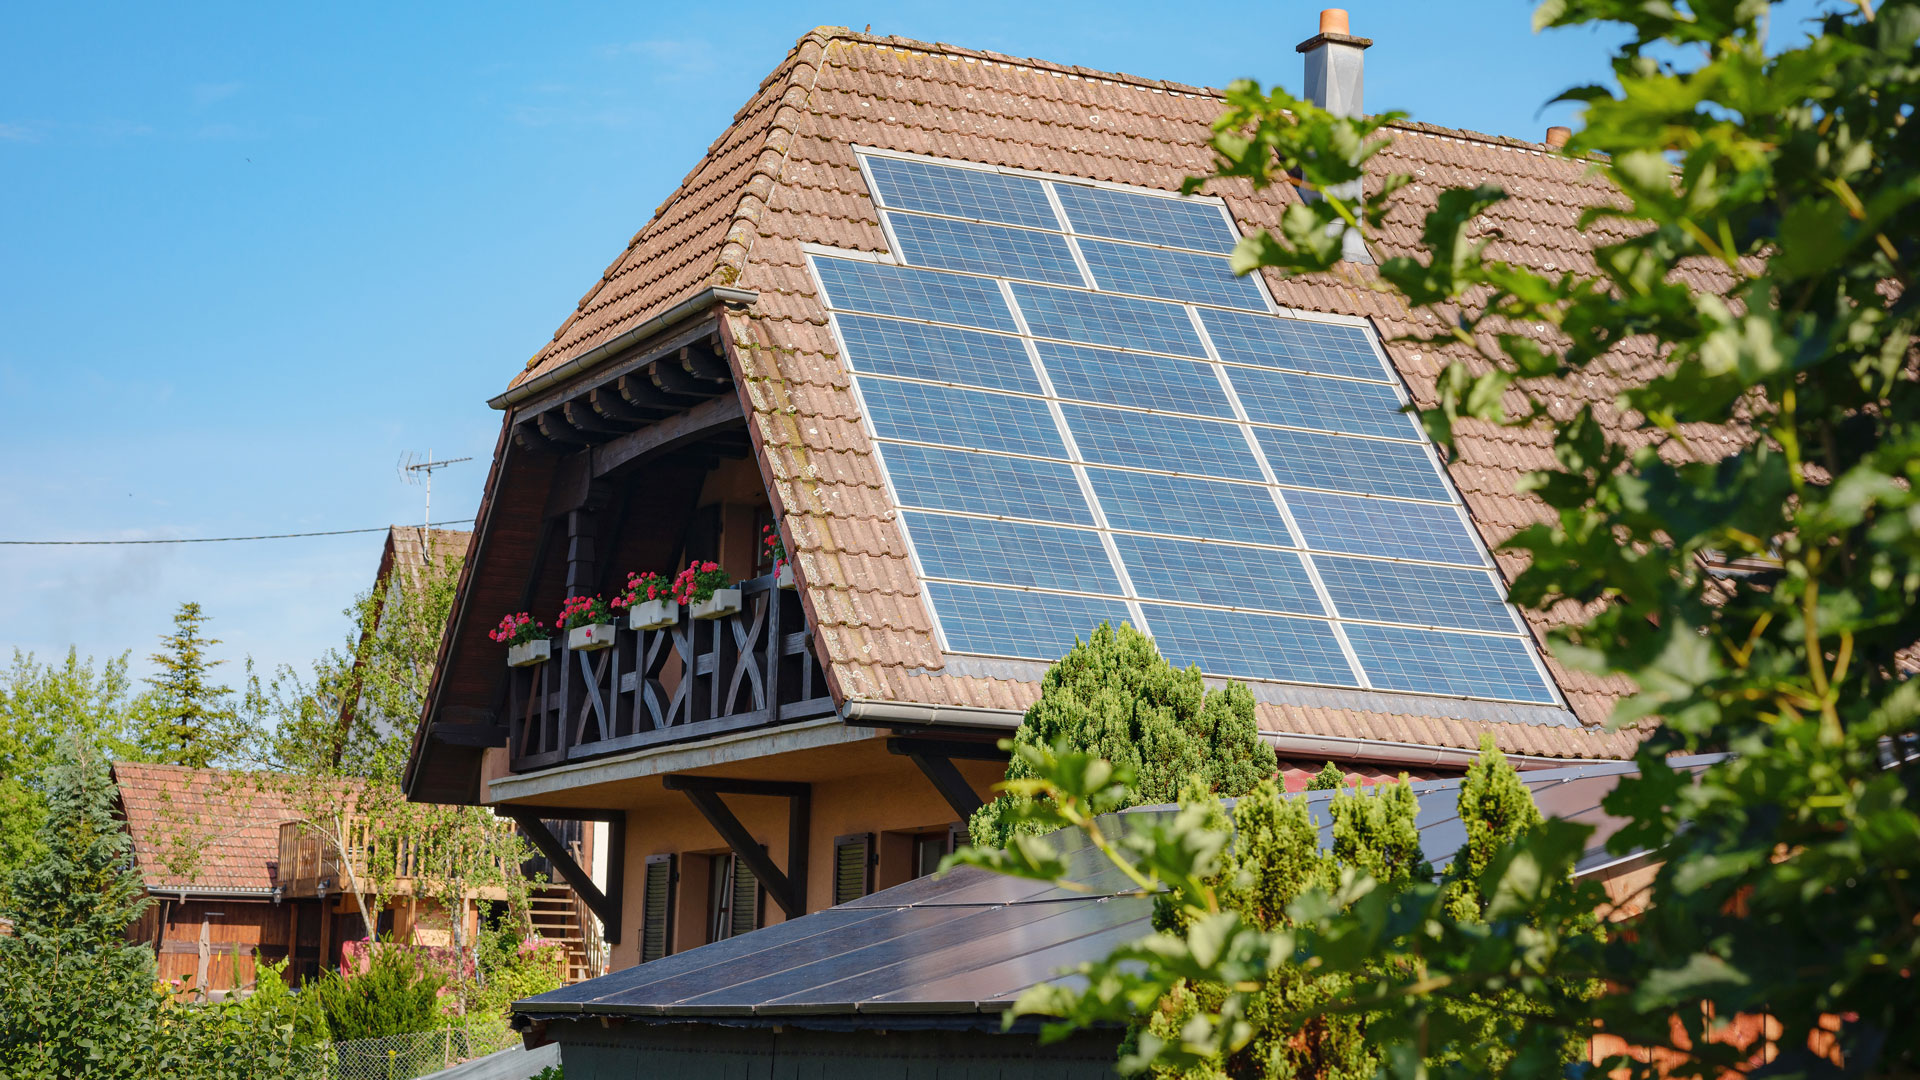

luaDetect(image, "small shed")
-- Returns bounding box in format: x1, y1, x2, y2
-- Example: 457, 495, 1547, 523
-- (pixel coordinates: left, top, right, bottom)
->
514, 759, 1711, 1077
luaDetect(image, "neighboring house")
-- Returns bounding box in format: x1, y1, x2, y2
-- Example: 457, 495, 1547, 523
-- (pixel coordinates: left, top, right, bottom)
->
403, 13, 1666, 982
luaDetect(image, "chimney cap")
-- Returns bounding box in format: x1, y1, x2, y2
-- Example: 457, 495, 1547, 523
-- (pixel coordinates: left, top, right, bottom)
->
1545, 126, 1572, 149
1296, 8, 1373, 54
1320, 8, 1349, 34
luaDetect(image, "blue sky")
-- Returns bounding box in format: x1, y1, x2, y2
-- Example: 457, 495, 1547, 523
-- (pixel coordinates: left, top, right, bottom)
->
0, 1, 1825, 687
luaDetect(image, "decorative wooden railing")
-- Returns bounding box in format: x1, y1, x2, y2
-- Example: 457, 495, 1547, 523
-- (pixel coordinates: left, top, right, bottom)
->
506, 572, 834, 773
274, 817, 515, 901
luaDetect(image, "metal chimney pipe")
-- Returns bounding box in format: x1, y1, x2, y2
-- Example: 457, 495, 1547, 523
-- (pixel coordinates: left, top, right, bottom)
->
1296, 8, 1375, 263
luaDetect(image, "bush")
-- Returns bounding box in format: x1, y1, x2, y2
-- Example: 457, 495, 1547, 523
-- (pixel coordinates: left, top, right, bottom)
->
306, 945, 447, 1041
970, 623, 1275, 848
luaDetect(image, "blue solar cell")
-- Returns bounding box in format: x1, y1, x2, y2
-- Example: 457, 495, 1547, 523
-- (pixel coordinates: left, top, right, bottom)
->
1141, 605, 1358, 686
1010, 283, 1204, 357
879, 444, 1094, 525
815, 257, 1015, 332
1037, 342, 1233, 418
1078, 239, 1265, 310
1116, 535, 1323, 615
890, 214, 1086, 287
1199, 309, 1390, 383
1227, 367, 1423, 442
1314, 556, 1520, 633
1061, 404, 1263, 481
904, 513, 1121, 595
926, 583, 1134, 660
1087, 469, 1294, 547
1343, 624, 1555, 703
860, 380, 1066, 459
1285, 491, 1485, 566
837, 316, 1040, 394
1053, 184, 1238, 254
1257, 428, 1453, 502
865, 156, 1060, 230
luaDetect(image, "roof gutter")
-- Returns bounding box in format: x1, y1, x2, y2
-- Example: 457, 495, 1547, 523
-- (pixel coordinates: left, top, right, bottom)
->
488, 286, 759, 411
149, 885, 277, 900
842, 699, 1621, 772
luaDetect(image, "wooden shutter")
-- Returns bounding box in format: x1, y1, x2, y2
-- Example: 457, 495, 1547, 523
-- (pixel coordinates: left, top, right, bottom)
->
728, 854, 761, 939
949, 821, 971, 851
833, 833, 874, 906
640, 854, 675, 963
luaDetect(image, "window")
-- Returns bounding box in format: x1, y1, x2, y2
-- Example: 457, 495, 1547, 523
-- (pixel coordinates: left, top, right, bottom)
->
912, 824, 970, 879
706, 852, 761, 943
639, 854, 675, 963
833, 833, 875, 905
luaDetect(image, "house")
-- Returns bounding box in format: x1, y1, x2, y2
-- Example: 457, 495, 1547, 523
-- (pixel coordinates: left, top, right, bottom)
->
402, 10, 1677, 980
513, 757, 1710, 1072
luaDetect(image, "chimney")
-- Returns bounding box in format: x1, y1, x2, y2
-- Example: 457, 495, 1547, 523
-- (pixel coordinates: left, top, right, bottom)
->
1296, 8, 1375, 263
1544, 125, 1572, 149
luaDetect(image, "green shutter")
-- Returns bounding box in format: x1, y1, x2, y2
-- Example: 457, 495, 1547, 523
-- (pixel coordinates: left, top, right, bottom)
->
834, 834, 873, 906
729, 854, 760, 939
641, 854, 675, 963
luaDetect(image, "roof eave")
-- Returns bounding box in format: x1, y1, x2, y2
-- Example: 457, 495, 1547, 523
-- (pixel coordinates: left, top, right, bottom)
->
491, 286, 759, 411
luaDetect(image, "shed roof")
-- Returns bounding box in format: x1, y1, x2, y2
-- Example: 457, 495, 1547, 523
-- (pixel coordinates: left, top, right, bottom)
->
516, 757, 1713, 1022
112, 762, 304, 896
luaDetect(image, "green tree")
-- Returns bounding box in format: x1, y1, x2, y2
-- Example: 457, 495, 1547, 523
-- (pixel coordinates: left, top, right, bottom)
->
964, 0, 1920, 1075
0, 730, 157, 1078
1304, 761, 1345, 792
969, 622, 1276, 848
0, 648, 154, 891
140, 601, 242, 768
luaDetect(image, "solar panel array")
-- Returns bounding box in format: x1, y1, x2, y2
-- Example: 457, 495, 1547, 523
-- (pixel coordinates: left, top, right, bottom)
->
809, 152, 1558, 706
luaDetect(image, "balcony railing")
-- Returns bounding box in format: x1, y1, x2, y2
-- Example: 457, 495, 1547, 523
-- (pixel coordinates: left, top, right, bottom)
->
506, 572, 834, 773
275, 817, 515, 901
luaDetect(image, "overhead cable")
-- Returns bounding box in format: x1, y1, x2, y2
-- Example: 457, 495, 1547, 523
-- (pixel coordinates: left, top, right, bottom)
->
0, 519, 477, 546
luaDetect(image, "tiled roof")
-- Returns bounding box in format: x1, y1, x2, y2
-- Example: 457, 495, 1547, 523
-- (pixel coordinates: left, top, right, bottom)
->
384, 526, 470, 585
505, 27, 1713, 762
113, 762, 307, 894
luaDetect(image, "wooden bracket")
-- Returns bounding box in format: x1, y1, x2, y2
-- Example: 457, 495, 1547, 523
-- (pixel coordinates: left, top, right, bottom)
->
501, 808, 627, 946
661, 775, 810, 919
887, 738, 1004, 820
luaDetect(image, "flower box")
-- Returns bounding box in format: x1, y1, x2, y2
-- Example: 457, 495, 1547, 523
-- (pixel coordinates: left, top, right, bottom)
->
691, 588, 742, 621
776, 564, 795, 589
629, 599, 679, 631
506, 640, 551, 668
566, 623, 617, 651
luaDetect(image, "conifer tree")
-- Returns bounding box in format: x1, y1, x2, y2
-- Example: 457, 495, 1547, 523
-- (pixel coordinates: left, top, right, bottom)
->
140, 601, 239, 768
1305, 760, 1345, 791
970, 622, 1276, 848
0, 730, 158, 1078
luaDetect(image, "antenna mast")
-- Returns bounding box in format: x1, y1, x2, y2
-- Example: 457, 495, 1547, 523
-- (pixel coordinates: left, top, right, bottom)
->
398, 450, 472, 565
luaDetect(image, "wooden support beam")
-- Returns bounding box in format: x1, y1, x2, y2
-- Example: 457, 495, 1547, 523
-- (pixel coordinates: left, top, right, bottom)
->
590, 393, 745, 479
535, 411, 596, 446
899, 750, 987, 820
589, 385, 670, 424
649, 359, 724, 398
662, 775, 809, 918
885, 737, 1013, 762
562, 399, 635, 437
502, 810, 625, 946
513, 421, 562, 456
680, 344, 731, 383
429, 722, 507, 748
617, 372, 703, 411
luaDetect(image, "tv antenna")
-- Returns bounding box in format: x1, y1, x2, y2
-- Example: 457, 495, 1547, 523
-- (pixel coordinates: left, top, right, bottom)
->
398, 450, 471, 565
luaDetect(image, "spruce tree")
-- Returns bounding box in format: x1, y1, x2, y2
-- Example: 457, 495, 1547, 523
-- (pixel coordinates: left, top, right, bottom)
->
1305, 760, 1346, 791
970, 622, 1276, 848
0, 730, 159, 1078
140, 601, 238, 768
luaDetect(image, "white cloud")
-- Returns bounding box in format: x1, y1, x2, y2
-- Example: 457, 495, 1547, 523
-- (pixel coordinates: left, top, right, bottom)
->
0, 122, 39, 142
192, 82, 243, 107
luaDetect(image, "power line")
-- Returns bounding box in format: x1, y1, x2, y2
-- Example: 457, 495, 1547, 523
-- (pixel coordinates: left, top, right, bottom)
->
0, 519, 477, 547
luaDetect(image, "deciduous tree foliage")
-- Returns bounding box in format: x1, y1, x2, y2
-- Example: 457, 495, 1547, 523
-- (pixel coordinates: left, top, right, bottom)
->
966, 1, 1920, 1075
969, 622, 1276, 849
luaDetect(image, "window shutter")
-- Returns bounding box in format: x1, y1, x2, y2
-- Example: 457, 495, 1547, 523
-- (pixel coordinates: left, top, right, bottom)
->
729, 854, 761, 939
949, 821, 971, 851
833, 833, 874, 906
640, 854, 675, 963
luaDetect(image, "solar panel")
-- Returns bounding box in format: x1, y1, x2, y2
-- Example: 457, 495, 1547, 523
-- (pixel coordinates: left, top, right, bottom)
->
837, 315, 1040, 394
881, 444, 1094, 525
863, 155, 1058, 229
904, 513, 1121, 595
810, 152, 1559, 707
1078, 238, 1266, 310
1088, 469, 1294, 548
889, 213, 1086, 287
858, 380, 1065, 459
814, 258, 1015, 332
1052, 183, 1239, 253
1038, 342, 1234, 418
1011, 283, 1206, 357
1114, 535, 1324, 616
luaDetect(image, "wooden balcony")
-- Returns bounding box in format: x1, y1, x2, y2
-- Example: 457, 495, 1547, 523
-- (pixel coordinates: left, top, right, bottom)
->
507, 572, 834, 773
275, 818, 511, 901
